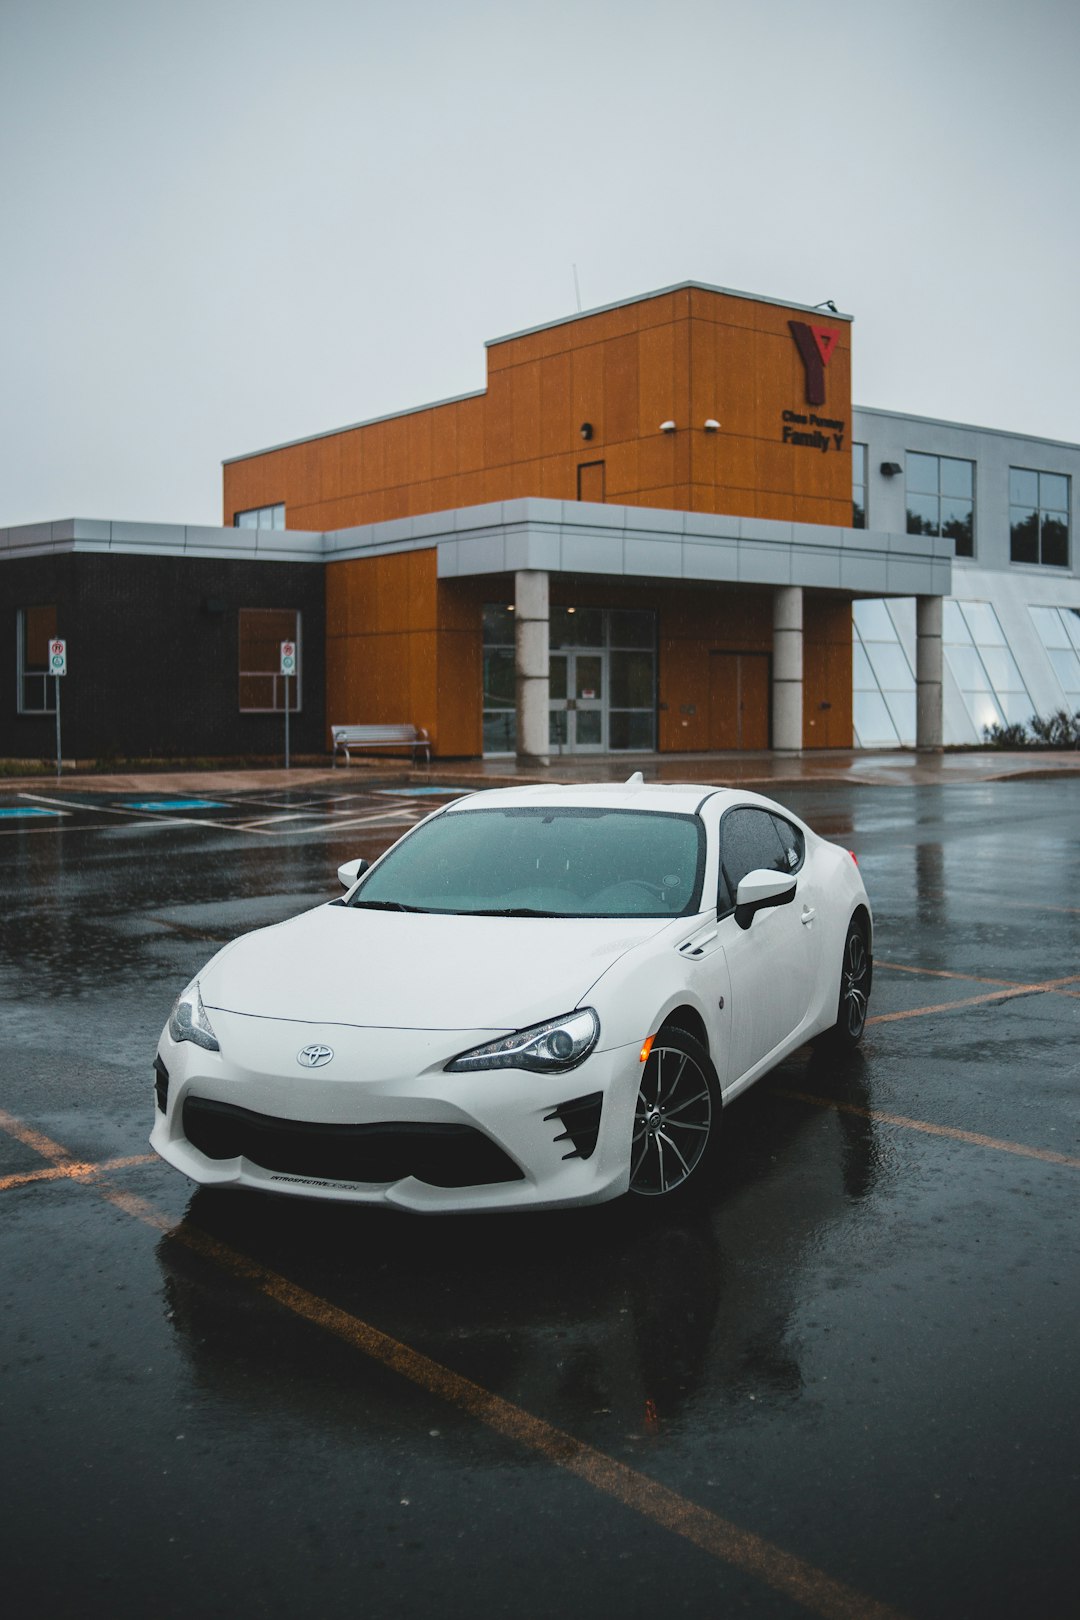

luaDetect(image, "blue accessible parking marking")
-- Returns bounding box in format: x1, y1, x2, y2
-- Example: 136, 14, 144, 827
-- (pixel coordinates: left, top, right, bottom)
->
122, 799, 230, 811
0, 807, 65, 818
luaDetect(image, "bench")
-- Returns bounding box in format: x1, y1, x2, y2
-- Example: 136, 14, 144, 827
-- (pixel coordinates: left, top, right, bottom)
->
331, 724, 431, 766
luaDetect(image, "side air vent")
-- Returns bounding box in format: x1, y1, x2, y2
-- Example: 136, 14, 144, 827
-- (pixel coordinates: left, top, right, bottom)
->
544, 1092, 603, 1161
153, 1056, 169, 1114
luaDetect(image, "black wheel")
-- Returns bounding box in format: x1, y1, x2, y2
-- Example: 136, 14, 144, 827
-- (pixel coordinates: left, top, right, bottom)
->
629, 1028, 721, 1199
828, 921, 871, 1047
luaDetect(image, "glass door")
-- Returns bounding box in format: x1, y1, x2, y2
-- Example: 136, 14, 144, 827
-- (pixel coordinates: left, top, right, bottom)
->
549, 651, 607, 753
572, 652, 606, 751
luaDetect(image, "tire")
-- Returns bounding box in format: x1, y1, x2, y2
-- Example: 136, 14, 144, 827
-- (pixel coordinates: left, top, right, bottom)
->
628, 1028, 721, 1200
827, 920, 871, 1048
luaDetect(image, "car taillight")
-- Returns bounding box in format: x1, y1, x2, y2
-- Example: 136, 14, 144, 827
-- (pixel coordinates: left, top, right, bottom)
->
849, 850, 858, 865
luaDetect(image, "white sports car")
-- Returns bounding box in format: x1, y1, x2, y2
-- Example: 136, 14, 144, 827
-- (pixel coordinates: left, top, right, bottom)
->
151, 779, 871, 1213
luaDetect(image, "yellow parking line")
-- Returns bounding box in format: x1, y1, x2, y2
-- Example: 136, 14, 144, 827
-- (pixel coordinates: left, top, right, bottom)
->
999, 899, 1080, 917
0, 1107, 81, 1161
0, 1107, 909, 1620
878, 961, 1080, 999
867, 973, 1080, 1025
106, 1190, 910, 1620
774, 1090, 1080, 1171
876, 960, 1020, 989
0, 1154, 154, 1193
0, 1110, 157, 1192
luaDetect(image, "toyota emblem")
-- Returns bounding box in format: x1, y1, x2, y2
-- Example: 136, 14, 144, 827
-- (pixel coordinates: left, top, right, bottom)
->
297, 1044, 334, 1069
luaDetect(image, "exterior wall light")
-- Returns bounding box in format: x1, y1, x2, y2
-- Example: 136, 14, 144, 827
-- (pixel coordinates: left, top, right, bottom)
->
880, 461, 902, 477
659, 420, 677, 434
703, 419, 721, 432
579, 422, 593, 441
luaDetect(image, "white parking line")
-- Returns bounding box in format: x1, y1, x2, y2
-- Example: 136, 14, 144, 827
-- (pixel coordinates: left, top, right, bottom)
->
230, 812, 318, 828
19, 791, 283, 836
13, 792, 438, 841
264, 809, 425, 837
0, 820, 96, 836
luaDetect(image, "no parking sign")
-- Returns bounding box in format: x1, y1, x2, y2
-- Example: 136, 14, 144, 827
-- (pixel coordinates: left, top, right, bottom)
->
49, 639, 67, 778
280, 641, 296, 770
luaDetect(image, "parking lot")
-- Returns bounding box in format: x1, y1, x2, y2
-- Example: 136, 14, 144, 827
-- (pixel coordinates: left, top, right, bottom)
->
1, 775, 1078, 1619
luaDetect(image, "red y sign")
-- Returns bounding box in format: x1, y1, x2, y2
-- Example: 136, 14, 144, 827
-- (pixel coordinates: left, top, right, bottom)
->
789, 321, 839, 406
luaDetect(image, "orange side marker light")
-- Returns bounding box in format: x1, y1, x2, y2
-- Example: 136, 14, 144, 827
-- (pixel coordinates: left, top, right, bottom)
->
640, 1035, 656, 1064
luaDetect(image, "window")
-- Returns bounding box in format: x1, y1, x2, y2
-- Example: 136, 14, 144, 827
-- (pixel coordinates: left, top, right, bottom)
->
1029, 606, 1080, 708
17, 605, 57, 714
1009, 469, 1069, 567
943, 600, 1032, 735
718, 808, 800, 911
906, 453, 974, 556
350, 807, 704, 918
482, 604, 517, 755
238, 609, 300, 711
607, 610, 656, 752
852, 598, 915, 747
234, 503, 285, 530
852, 442, 867, 529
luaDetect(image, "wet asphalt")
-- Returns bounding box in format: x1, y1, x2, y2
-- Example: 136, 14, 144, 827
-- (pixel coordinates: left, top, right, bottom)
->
0, 778, 1077, 1620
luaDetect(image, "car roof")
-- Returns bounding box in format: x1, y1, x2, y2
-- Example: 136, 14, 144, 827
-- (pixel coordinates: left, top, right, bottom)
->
445, 780, 798, 820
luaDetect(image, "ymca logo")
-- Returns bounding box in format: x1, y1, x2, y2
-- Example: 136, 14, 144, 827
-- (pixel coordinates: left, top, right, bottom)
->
789, 321, 839, 407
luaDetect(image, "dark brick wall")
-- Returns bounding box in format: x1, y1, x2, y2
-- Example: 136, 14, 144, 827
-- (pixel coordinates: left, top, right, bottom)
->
1, 552, 326, 761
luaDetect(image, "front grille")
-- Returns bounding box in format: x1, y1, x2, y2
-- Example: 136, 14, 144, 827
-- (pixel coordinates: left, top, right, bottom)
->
544, 1091, 603, 1161
182, 1097, 523, 1188
154, 1056, 169, 1114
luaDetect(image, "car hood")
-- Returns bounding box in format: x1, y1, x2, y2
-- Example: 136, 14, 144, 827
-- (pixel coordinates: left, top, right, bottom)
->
199, 903, 672, 1031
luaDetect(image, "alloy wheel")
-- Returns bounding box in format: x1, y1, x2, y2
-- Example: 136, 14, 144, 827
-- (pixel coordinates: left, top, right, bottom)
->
629, 1038, 714, 1197
841, 928, 870, 1040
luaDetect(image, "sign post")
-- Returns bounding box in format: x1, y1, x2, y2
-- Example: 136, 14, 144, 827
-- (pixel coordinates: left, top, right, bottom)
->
280, 641, 296, 770
49, 638, 67, 779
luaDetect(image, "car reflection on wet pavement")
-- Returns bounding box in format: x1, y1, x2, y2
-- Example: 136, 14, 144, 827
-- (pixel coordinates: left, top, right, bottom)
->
1, 778, 1078, 1620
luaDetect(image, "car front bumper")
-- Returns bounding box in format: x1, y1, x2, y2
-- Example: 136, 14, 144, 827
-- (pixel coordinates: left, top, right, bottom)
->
150, 1010, 639, 1213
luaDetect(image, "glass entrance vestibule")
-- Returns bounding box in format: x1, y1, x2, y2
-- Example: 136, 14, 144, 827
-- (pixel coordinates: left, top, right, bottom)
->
482, 605, 656, 756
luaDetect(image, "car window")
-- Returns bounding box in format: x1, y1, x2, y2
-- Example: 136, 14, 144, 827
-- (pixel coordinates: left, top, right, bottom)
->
348, 807, 706, 918
770, 814, 805, 874
718, 808, 794, 912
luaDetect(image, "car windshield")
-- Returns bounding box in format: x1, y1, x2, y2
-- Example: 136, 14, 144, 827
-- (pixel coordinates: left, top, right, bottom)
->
348, 807, 705, 918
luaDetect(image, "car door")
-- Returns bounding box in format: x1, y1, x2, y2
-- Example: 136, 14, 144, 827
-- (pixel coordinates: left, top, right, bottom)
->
716, 806, 816, 1087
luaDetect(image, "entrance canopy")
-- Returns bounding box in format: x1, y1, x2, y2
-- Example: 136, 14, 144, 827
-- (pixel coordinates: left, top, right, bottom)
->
320, 496, 952, 598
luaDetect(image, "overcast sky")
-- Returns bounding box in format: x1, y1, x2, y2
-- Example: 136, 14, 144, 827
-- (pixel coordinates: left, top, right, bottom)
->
2, 0, 1078, 528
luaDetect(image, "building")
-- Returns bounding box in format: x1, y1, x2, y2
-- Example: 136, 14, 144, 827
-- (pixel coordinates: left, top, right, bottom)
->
4, 280, 1077, 765
848, 408, 1080, 745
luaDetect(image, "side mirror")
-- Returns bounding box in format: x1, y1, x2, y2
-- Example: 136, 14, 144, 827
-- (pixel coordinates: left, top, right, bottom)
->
337, 857, 371, 889
734, 869, 796, 931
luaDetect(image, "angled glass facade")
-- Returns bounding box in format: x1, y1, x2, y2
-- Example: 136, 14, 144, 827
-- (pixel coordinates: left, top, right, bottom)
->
1029, 606, 1080, 708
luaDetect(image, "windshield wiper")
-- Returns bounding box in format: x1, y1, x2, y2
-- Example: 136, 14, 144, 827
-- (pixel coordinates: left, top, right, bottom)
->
466, 907, 562, 918
349, 899, 429, 912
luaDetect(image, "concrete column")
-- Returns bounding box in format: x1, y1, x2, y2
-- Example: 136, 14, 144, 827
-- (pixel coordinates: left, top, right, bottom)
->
916, 595, 944, 752
772, 586, 803, 753
515, 569, 550, 765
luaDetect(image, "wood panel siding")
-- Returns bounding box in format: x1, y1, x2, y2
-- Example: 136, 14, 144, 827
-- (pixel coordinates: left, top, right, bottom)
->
224, 285, 853, 535
260, 284, 858, 759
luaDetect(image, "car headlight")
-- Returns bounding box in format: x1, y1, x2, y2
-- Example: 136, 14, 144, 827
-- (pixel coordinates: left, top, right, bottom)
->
446, 1008, 599, 1074
167, 980, 220, 1052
